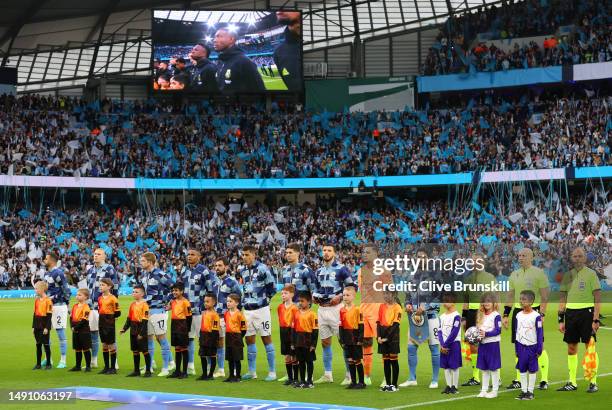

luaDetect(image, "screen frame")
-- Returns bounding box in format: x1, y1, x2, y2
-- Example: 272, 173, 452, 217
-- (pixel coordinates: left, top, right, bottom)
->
150, 8, 304, 95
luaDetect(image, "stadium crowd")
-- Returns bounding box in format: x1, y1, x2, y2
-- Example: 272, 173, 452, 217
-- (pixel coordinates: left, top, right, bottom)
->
0, 94, 610, 179
1, 190, 609, 290
421, 0, 611, 75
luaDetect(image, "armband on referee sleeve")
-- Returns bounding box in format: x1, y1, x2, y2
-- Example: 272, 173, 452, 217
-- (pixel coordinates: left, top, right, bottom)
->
503, 306, 512, 317
558, 312, 565, 323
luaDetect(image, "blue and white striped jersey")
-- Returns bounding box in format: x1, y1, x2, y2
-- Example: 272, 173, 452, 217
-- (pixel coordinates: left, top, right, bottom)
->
282, 262, 316, 302
239, 261, 276, 310
210, 273, 242, 316
313, 259, 354, 304
181, 263, 213, 315
44, 267, 71, 306
86, 263, 120, 309
139, 268, 174, 310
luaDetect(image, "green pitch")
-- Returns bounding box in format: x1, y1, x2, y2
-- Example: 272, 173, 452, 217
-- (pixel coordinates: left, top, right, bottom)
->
259, 66, 288, 91
1, 296, 610, 409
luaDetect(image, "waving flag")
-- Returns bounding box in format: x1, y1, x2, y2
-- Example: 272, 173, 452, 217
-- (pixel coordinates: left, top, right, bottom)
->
582, 336, 598, 382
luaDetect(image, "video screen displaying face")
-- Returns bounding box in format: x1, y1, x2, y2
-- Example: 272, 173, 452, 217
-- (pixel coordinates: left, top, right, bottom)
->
152, 10, 303, 94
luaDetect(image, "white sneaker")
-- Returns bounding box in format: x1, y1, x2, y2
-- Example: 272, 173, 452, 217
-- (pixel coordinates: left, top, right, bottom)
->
399, 380, 418, 387
187, 364, 196, 375
157, 369, 169, 377
314, 374, 334, 384
91, 358, 98, 368
477, 391, 488, 398
429, 382, 439, 389
213, 368, 225, 378
485, 391, 498, 399
168, 361, 176, 372
340, 377, 351, 386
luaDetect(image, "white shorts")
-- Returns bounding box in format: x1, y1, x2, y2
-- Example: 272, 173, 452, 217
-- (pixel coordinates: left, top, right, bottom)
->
244, 306, 272, 337
52, 305, 68, 330
88, 309, 99, 332
318, 305, 342, 340
148, 311, 168, 336
218, 317, 226, 339
189, 314, 202, 338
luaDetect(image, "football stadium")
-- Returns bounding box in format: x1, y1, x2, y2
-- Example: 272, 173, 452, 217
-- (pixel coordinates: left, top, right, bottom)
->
0, 1, 610, 409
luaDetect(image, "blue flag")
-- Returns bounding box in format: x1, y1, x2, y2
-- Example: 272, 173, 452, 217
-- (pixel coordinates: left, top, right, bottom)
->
95, 232, 110, 242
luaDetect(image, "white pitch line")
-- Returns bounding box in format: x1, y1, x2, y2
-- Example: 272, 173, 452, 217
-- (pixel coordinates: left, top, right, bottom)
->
599, 327, 612, 330
382, 372, 612, 410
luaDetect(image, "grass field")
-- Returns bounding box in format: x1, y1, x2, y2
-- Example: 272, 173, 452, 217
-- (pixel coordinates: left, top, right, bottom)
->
1, 295, 610, 409
259, 66, 288, 91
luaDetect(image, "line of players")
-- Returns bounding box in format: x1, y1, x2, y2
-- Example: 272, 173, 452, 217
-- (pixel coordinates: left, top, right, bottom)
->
32, 243, 601, 395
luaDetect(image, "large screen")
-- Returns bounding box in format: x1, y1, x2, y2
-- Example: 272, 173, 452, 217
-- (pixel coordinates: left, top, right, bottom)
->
152, 10, 303, 94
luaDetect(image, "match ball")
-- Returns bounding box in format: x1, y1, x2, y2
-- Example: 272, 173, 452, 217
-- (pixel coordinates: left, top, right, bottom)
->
465, 326, 483, 344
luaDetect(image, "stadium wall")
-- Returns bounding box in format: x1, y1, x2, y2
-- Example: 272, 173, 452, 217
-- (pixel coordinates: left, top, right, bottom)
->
2, 167, 610, 191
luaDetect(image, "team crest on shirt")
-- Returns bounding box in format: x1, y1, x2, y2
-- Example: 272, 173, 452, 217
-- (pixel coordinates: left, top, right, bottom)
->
329, 272, 336, 280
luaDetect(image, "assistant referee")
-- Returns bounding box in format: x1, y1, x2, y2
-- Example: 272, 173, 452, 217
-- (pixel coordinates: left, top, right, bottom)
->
557, 247, 601, 393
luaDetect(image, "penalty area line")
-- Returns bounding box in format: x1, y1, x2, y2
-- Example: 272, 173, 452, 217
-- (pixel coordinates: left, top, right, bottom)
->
382, 372, 612, 410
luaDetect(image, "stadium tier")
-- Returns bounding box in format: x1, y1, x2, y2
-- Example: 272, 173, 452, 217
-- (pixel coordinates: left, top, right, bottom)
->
1, 1, 611, 409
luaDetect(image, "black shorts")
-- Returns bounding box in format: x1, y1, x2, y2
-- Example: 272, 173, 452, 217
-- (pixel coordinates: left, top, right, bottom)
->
511, 306, 542, 343
295, 346, 316, 362
377, 340, 400, 355
280, 327, 294, 356
99, 326, 116, 344
564, 308, 596, 344
199, 345, 217, 357
171, 332, 189, 348
130, 333, 148, 353
343, 344, 363, 361
72, 332, 92, 351
226, 333, 244, 361
34, 329, 49, 345
464, 309, 478, 330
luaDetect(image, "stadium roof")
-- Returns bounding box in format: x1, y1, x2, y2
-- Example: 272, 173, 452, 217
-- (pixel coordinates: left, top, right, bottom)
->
0, 0, 504, 92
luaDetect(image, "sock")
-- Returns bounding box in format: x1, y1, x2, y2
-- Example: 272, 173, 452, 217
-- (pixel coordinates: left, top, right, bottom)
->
356, 362, 364, 384
349, 363, 357, 384
75, 351, 82, 368
293, 363, 300, 382
91, 331, 99, 358
182, 350, 188, 373
299, 361, 306, 382
208, 357, 216, 378
144, 352, 151, 372
148, 338, 155, 362
201, 356, 208, 376
481, 370, 490, 392
133, 353, 140, 372
103, 350, 109, 369
528, 372, 536, 393
429, 344, 440, 383
217, 347, 225, 370
36, 344, 42, 365
343, 349, 350, 377
391, 359, 399, 387
323, 345, 333, 373
160, 338, 171, 369
384, 360, 391, 385
264, 343, 275, 374
247, 343, 257, 374
491, 369, 500, 392
175, 350, 182, 373
444, 369, 452, 387
84, 350, 91, 368
408, 344, 418, 381
568, 354, 578, 385
452, 368, 460, 388
110, 350, 117, 369
363, 346, 373, 376
591, 352, 599, 384
539, 349, 549, 382
286, 362, 293, 380
235, 361, 241, 378
306, 360, 314, 383
515, 357, 520, 381
229, 361, 235, 378
472, 353, 480, 381
520, 372, 528, 393
57, 328, 67, 359
188, 339, 195, 365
